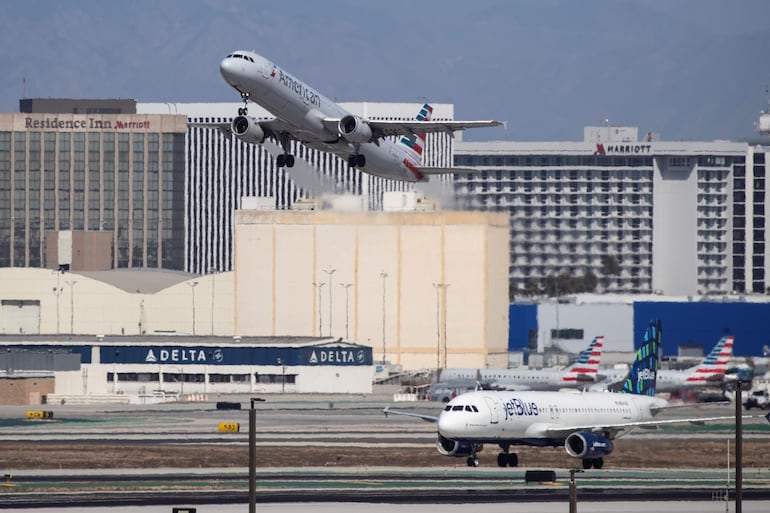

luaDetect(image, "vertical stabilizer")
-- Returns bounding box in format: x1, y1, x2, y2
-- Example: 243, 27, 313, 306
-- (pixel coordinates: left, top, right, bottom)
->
621, 319, 662, 396
399, 103, 433, 164
684, 336, 734, 385
561, 336, 604, 383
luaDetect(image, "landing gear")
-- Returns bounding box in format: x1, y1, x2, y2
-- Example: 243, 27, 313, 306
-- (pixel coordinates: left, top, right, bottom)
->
466, 455, 479, 467
237, 93, 250, 116
497, 444, 519, 467
347, 154, 366, 168
275, 133, 295, 168
582, 457, 603, 469
276, 154, 295, 168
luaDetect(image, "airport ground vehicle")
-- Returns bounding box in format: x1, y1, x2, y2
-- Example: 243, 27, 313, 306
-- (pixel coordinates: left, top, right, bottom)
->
744, 389, 770, 410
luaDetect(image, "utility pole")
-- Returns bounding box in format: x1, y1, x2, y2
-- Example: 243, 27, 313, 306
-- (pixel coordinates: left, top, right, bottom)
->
312, 282, 325, 336
379, 271, 388, 364
322, 267, 336, 335
341, 283, 353, 339
187, 281, 199, 335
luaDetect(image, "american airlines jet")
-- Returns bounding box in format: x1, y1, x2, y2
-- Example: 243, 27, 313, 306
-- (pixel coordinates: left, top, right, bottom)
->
594, 335, 734, 394
437, 336, 604, 391
385, 320, 763, 469
207, 51, 503, 182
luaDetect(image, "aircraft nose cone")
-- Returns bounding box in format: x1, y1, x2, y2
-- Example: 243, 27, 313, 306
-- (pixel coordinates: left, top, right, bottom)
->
219, 57, 238, 84
437, 412, 459, 437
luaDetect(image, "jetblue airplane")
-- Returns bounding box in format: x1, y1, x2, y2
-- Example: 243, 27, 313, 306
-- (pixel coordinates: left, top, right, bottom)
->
207, 51, 503, 182
594, 335, 734, 394
385, 320, 763, 469
437, 336, 604, 392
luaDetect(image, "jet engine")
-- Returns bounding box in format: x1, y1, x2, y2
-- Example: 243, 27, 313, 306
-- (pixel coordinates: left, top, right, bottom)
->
231, 116, 266, 144
564, 431, 614, 459
338, 115, 373, 143
436, 434, 481, 457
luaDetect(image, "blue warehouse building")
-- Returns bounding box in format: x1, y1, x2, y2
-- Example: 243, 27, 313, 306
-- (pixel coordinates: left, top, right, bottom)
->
510, 300, 770, 359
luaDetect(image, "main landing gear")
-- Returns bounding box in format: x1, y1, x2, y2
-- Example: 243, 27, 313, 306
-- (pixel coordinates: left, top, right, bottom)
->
347, 153, 366, 168
276, 133, 295, 168
582, 457, 603, 469
497, 443, 519, 467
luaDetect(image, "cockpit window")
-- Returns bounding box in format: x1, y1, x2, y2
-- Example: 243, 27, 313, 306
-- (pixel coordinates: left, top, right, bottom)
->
444, 405, 452, 411
452, 405, 464, 411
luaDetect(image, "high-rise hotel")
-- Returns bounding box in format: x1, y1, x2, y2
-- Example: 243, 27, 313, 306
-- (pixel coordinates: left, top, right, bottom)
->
0, 99, 187, 270
454, 126, 767, 296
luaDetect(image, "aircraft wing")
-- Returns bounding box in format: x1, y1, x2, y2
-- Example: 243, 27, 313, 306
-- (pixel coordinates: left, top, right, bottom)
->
321, 118, 504, 140
414, 166, 482, 176
188, 118, 294, 140
541, 413, 767, 439
383, 407, 438, 423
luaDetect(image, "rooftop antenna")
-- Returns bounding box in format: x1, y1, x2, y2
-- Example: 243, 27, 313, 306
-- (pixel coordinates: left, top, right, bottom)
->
22, 77, 26, 99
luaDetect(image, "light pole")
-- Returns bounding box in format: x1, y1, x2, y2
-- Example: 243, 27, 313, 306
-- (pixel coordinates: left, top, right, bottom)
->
433, 283, 449, 369
312, 282, 325, 336
322, 267, 336, 335
277, 358, 286, 393
64, 279, 77, 334
341, 283, 353, 339
380, 271, 388, 364
442, 284, 450, 369
187, 281, 199, 335
209, 268, 219, 335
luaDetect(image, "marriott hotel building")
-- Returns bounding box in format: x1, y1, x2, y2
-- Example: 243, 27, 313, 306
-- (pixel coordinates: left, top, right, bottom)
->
454, 127, 769, 296
0, 100, 188, 270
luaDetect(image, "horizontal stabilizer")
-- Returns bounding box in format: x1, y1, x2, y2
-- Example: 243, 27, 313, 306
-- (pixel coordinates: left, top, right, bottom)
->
416, 166, 481, 176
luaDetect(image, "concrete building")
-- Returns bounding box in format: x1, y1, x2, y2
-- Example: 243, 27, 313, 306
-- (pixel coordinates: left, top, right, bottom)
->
454, 128, 766, 297
0, 337, 374, 403
232, 207, 510, 370
0, 105, 188, 270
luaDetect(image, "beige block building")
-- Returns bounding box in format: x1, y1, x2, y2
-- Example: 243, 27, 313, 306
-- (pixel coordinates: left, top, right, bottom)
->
233, 209, 510, 370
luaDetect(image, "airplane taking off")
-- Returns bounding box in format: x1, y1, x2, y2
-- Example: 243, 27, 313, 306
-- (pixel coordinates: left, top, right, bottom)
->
437, 336, 604, 391
207, 51, 503, 182
594, 335, 734, 394
385, 320, 764, 469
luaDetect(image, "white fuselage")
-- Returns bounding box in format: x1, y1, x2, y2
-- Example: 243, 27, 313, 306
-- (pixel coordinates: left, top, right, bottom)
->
219, 51, 424, 182
439, 368, 595, 391
437, 390, 666, 444
595, 368, 724, 394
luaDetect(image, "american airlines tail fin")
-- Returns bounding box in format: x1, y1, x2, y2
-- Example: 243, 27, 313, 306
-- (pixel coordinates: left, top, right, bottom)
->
620, 319, 662, 396
684, 335, 734, 385
398, 103, 433, 163
561, 336, 604, 384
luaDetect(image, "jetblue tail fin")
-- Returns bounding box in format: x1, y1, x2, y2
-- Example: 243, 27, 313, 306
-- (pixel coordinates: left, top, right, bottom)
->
620, 319, 661, 396
398, 103, 433, 163
562, 336, 604, 383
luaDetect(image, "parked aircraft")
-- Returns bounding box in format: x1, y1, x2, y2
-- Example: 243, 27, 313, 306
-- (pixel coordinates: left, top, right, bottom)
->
594, 335, 734, 394
437, 336, 604, 392
205, 50, 503, 182
385, 320, 763, 469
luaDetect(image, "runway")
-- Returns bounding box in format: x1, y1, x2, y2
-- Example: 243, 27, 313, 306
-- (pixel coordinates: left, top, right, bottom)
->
2, 391, 770, 510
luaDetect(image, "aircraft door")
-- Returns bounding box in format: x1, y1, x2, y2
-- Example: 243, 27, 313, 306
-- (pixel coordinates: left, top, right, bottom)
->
484, 397, 499, 424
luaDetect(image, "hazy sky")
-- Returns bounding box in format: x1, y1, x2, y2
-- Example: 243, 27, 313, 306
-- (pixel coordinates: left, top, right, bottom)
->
1, 0, 769, 141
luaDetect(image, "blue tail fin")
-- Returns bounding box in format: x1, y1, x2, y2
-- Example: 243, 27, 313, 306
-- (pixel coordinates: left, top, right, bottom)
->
620, 319, 661, 396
